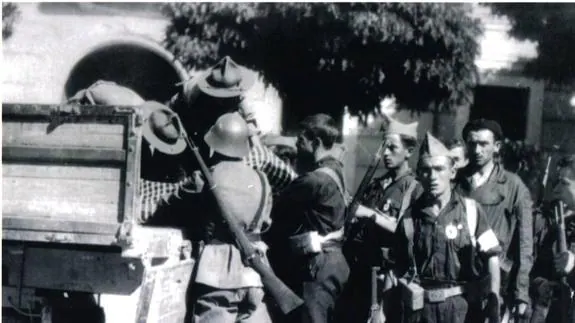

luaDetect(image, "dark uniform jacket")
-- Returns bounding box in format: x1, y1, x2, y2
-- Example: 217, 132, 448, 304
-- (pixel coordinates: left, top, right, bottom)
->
455, 163, 533, 303
271, 156, 347, 239
394, 192, 502, 286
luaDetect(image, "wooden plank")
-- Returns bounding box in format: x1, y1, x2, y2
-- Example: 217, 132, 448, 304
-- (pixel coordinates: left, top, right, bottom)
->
2, 200, 119, 223
2, 230, 119, 246
4, 174, 121, 205
3, 147, 126, 164
3, 121, 126, 149
2, 217, 120, 234
2, 103, 136, 118
21, 247, 145, 294
3, 163, 122, 181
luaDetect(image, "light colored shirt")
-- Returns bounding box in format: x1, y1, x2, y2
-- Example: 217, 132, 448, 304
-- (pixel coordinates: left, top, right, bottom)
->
470, 162, 495, 189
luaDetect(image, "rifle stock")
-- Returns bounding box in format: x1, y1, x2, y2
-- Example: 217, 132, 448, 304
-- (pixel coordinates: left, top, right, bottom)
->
179, 118, 304, 314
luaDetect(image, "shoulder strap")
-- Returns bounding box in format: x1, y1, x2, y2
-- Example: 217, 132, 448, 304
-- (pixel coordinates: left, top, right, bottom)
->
316, 167, 348, 206
464, 198, 478, 247
247, 170, 269, 232
403, 216, 418, 280
398, 180, 418, 221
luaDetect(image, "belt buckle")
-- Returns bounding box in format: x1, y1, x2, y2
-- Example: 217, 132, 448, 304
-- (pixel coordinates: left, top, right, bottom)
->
426, 289, 446, 303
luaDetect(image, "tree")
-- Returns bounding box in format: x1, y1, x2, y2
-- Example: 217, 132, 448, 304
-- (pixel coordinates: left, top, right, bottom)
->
163, 3, 482, 128
3, 2, 21, 40
488, 4, 575, 86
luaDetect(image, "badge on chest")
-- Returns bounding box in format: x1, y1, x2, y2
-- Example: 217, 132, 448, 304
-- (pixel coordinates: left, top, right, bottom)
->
445, 223, 459, 240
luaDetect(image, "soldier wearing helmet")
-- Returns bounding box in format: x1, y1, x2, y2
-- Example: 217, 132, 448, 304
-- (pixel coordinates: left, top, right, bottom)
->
171, 56, 297, 194
156, 112, 274, 323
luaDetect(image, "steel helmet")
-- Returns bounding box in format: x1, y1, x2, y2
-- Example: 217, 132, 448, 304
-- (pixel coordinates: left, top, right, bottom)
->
204, 112, 250, 158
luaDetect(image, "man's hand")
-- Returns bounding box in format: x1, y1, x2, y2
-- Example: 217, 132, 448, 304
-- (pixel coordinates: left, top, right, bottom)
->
485, 292, 501, 323
355, 204, 378, 218
513, 301, 528, 317
554, 251, 575, 276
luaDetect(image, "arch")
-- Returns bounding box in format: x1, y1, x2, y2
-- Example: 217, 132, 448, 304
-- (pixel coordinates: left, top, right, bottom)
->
63, 35, 189, 103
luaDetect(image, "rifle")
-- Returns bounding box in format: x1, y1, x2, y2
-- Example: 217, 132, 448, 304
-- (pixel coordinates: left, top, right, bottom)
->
344, 142, 384, 242
173, 114, 304, 314
367, 266, 385, 323
554, 201, 571, 323
538, 154, 553, 207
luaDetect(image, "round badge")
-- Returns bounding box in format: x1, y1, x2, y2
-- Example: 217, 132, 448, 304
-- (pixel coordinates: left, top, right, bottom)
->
445, 224, 458, 240
382, 200, 391, 212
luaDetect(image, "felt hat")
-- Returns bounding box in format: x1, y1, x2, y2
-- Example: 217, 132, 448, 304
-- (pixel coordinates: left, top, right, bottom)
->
196, 56, 256, 98
139, 101, 186, 155
384, 116, 418, 139
419, 132, 451, 159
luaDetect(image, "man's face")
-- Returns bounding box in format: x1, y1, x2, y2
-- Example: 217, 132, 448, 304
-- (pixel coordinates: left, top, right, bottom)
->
553, 166, 575, 210
418, 156, 456, 197
449, 146, 468, 170
465, 130, 500, 167
382, 134, 412, 170
295, 131, 316, 170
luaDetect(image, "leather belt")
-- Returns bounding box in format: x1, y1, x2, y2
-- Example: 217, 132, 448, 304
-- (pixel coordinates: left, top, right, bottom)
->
424, 286, 465, 303
208, 233, 261, 245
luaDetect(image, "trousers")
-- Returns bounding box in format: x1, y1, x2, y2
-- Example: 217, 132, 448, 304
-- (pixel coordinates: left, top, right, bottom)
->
279, 248, 350, 323
191, 283, 272, 323
403, 295, 470, 323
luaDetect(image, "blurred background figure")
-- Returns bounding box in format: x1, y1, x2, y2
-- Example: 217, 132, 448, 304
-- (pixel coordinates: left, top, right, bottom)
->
447, 138, 469, 171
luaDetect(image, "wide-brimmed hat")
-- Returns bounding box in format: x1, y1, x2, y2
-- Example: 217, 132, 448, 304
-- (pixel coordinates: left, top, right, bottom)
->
139, 101, 186, 155
196, 56, 256, 98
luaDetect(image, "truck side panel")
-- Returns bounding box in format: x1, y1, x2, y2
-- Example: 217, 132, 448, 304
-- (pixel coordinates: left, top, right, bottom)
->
2, 104, 141, 246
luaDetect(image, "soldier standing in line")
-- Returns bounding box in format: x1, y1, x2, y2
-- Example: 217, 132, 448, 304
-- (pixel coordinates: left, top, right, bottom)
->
530, 154, 575, 323
339, 117, 423, 323
454, 119, 534, 321
394, 132, 502, 323
154, 112, 274, 323
269, 113, 349, 323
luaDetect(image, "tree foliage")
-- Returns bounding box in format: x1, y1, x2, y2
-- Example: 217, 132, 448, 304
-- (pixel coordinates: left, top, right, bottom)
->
488, 3, 575, 86
3, 2, 21, 40
163, 3, 482, 125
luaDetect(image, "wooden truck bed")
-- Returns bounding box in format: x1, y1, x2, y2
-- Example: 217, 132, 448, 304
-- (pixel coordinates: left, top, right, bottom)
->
2, 103, 195, 322
2, 103, 141, 246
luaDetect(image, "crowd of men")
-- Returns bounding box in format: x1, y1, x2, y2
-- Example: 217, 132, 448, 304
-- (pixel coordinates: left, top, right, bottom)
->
121, 56, 574, 323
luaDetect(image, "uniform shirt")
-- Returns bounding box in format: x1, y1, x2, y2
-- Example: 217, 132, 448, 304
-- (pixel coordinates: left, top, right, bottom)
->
349, 169, 423, 266
271, 156, 347, 240
358, 169, 423, 243
455, 163, 533, 303
139, 139, 296, 222
154, 160, 273, 289
394, 192, 501, 286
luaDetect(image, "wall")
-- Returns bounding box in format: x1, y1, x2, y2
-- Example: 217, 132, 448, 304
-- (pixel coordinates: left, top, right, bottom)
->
2, 3, 284, 133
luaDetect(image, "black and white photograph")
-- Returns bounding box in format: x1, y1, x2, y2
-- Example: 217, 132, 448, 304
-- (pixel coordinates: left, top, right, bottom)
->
2, 2, 575, 323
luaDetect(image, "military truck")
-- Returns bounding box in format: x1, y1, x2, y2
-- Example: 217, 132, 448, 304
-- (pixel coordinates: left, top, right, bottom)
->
2, 103, 195, 323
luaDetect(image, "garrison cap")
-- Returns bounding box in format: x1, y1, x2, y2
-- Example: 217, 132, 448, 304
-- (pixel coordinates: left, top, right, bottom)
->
385, 116, 418, 139
419, 132, 451, 159
462, 118, 503, 141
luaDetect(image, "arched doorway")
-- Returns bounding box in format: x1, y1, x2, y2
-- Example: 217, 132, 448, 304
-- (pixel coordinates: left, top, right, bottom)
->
65, 42, 186, 103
